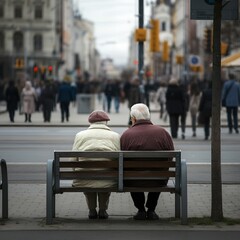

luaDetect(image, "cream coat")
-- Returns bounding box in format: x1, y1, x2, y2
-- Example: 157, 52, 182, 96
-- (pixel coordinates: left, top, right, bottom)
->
72, 122, 120, 188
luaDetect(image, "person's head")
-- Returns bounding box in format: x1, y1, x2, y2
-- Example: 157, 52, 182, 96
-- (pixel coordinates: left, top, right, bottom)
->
169, 77, 179, 86
88, 110, 110, 124
229, 73, 236, 80
130, 103, 150, 124
25, 81, 32, 89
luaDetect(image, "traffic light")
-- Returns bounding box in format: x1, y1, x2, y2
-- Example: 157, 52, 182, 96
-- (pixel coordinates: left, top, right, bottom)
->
15, 58, 24, 68
221, 42, 229, 56
204, 28, 212, 54
162, 41, 169, 62
150, 19, 160, 52
48, 65, 53, 75
33, 64, 39, 77
176, 55, 183, 64
135, 28, 147, 42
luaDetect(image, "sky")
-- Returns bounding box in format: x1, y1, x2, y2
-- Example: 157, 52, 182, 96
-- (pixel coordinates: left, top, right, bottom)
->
74, 0, 154, 66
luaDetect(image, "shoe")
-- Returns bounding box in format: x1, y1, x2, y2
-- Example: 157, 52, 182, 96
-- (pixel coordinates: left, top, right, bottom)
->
88, 209, 98, 219
98, 209, 108, 219
235, 129, 239, 134
147, 210, 159, 220
133, 210, 146, 220
182, 133, 185, 140
229, 129, 232, 134
192, 132, 196, 137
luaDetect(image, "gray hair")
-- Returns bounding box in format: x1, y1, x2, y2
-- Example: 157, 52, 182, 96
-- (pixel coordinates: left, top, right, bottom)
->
130, 103, 150, 120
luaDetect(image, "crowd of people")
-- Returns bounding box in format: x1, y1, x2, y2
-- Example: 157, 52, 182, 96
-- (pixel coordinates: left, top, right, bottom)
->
1, 73, 240, 139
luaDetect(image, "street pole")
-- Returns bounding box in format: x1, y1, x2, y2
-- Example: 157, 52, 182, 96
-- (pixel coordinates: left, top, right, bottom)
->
211, 0, 223, 221
138, 0, 145, 102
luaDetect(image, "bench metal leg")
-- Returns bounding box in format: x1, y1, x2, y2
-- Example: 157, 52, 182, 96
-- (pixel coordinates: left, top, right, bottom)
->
175, 192, 180, 218
181, 160, 188, 224
1, 159, 8, 219
46, 159, 55, 224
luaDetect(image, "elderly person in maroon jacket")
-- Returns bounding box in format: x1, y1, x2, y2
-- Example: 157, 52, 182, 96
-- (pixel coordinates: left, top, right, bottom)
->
120, 103, 174, 220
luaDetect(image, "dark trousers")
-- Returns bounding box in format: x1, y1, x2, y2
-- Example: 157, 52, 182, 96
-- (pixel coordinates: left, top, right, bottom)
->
8, 109, 15, 122
60, 102, 70, 122
204, 116, 211, 139
43, 107, 51, 122
130, 192, 160, 211
226, 107, 238, 131
169, 114, 180, 138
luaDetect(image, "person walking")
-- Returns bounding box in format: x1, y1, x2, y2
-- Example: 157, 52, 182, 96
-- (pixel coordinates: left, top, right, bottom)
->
127, 77, 141, 126
166, 78, 185, 139
57, 77, 73, 122
198, 82, 212, 140
21, 81, 36, 123
155, 82, 167, 120
112, 79, 122, 113
72, 110, 120, 219
5, 80, 20, 122
189, 80, 201, 137
104, 79, 114, 113
40, 81, 56, 122
221, 73, 240, 134
120, 103, 174, 220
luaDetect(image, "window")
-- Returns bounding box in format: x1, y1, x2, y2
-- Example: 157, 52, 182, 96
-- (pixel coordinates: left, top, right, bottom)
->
162, 22, 166, 31
0, 32, 4, 50
34, 34, 43, 51
35, 5, 43, 19
14, 5, 22, 18
13, 31, 23, 51
0, 5, 3, 18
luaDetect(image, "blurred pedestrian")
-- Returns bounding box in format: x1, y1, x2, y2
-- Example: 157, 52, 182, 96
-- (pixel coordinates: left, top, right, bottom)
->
5, 80, 20, 122
198, 81, 212, 140
189, 80, 201, 137
21, 81, 36, 123
57, 76, 73, 123
127, 77, 141, 126
104, 79, 114, 113
221, 73, 240, 134
72, 110, 120, 219
179, 82, 189, 139
112, 79, 122, 113
155, 82, 167, 120
40, 81, 56, 122
166, 78, 185, 139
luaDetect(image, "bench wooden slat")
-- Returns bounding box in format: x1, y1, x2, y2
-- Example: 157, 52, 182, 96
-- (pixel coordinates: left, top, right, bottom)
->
55, 151, 119, 158
123, 187, 176, 193
124, 161, 175, 168
59, 187, 118, 193
124, 171, 175, 178
60, 161, 118, 168
60, 171, 118, 180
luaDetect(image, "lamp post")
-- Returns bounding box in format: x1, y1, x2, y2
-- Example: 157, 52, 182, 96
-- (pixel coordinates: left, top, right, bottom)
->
138, 0, 145, 102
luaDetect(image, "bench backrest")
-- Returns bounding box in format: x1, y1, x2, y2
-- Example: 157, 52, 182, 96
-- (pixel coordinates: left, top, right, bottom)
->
53, 150, 181, 192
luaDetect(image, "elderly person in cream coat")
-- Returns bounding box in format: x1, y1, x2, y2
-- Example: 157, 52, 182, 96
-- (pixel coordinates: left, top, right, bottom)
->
72, 110, 120, 219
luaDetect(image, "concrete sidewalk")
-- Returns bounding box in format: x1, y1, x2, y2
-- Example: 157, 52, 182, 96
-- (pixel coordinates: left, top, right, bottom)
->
0, 183, 240, 230
0, 95, 230, 127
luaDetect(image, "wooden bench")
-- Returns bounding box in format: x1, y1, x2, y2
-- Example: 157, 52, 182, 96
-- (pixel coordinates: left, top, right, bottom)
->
46, 150, 187, 225
0, 159, 8, 220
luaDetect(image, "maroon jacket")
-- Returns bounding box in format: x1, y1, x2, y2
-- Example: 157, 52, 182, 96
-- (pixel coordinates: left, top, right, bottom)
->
121, 120, 174, 151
